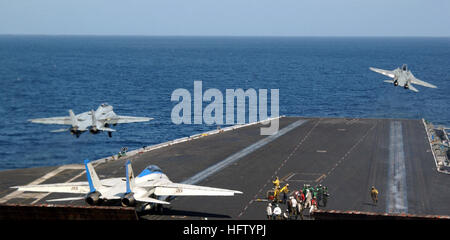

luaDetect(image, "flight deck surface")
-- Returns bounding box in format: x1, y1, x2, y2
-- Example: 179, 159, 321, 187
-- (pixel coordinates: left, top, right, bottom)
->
1, 117, 449, 220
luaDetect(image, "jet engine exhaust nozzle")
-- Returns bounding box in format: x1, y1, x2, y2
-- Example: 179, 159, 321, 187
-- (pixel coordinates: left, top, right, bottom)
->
121, 193, 136, 207
85, 191, 102, 206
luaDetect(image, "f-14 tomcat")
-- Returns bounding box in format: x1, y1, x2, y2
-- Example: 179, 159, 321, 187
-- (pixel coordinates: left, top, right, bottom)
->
370, 64, 437, 92
28, 103, 152, 137
13, 160, 242, 212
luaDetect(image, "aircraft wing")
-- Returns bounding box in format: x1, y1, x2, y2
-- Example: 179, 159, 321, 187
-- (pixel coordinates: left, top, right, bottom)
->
369, 67, 396, 78
28, 117, 72, 125
46, 196, 86, 202
151, 183, 243, 196
411, 77, 437, 89
104, 116, 153, 124
41, 190, 169, 204
12, 182, 90, 194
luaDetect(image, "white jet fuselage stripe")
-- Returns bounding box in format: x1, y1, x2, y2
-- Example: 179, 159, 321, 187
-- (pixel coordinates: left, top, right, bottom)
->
182, 119, 308, 185
387, 121, 408, 213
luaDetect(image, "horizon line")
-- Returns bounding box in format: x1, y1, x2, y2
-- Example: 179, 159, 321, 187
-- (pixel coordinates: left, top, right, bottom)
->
0, 33, 449, 38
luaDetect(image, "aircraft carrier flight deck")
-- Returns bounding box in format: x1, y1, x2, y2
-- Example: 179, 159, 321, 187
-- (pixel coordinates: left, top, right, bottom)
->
1, 117, 449, 220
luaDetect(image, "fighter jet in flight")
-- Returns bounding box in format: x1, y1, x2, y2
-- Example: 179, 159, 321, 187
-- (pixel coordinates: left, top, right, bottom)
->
369, 64, 437, 92
28, 103, 152, 137
12, 160, 242, 212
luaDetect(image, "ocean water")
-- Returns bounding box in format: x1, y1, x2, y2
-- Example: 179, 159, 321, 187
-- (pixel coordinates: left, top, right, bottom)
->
0, 36, 449, 170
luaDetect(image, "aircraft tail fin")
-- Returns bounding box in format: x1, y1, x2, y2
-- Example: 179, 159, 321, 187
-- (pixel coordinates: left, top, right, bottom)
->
50, 128, 69, 133
84, 159, 102, 193
91, 110, 96, 126
125, 161, 135, 194
98, 127, 116, 132
408, 84, 419, 93
69, 109, 78, 127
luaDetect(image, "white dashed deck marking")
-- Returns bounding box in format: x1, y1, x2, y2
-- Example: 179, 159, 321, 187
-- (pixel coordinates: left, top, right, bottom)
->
387, 121, 408, 214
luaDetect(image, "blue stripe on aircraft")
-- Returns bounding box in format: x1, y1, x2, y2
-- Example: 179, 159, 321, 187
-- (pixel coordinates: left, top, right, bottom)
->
137, 165, 163, 178
84, 159, 96, 193
125, 161, 131, 194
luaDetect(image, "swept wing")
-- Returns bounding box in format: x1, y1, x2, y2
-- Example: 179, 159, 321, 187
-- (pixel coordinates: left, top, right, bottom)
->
104, 116, 153, 124
13, 182, 90, 194
369, 67, 395, 78
141, 182, 242, 196
411, 77, 437, 89
28, 116, 72, 125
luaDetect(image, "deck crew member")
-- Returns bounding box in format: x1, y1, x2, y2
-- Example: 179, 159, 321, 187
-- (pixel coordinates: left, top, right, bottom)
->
280, 184, 289, 203
282, 209, 289, 220
266, 203, 273, 220
304, 189, 312, 209
273, 177, 280, 189
273, 204, 282, 220
290, 196, 298, 219
297, 201, 304, 220
370, 186, 379, 204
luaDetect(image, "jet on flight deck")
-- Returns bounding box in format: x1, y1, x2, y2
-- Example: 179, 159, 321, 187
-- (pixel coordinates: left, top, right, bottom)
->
370, 64, 437, 92
12, 160, 243, 212
28, 103, 152, 137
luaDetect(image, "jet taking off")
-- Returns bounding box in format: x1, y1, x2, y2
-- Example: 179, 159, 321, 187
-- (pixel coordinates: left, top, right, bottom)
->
370, 64, 437, 92
12, 160, 242, 212
28, 103, 152, 137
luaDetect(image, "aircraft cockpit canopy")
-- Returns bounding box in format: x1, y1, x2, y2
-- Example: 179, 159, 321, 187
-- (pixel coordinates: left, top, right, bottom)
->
402, 64, 408, 71
145, 165, 162, 173
137, 165, 163, 178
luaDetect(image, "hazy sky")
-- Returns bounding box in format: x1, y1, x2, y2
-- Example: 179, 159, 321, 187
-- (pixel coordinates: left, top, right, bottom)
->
0, 0, 449, 36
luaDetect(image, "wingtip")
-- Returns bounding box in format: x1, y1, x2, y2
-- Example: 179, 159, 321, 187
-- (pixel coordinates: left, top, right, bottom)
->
84, 159, 91, 164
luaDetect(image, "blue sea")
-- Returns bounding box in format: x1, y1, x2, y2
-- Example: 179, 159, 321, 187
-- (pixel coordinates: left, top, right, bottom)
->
0, 36, 449, 170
